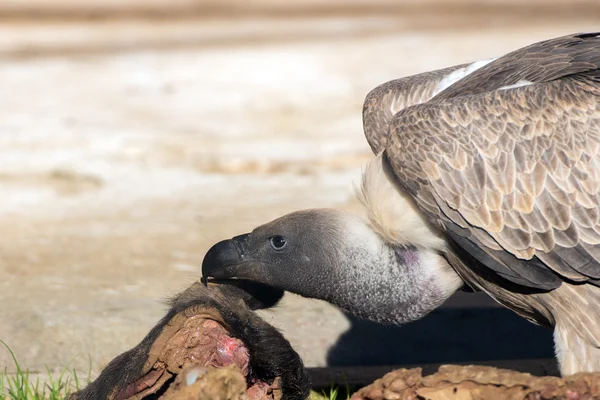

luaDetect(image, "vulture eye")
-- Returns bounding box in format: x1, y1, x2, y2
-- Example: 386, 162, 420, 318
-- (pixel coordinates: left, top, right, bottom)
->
269, 236, 288, 251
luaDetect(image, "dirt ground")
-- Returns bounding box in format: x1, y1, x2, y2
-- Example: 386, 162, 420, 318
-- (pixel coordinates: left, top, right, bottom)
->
0, 0, 598, 380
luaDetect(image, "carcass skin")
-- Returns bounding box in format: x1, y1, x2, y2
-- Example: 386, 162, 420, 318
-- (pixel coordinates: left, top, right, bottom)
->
69, 281, 309, 400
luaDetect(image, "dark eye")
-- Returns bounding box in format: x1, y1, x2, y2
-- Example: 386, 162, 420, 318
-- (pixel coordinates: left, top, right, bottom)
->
269, 236, 287, 251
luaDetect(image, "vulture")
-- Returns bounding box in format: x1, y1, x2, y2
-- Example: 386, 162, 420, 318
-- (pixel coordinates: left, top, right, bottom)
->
202, 32, 600, 376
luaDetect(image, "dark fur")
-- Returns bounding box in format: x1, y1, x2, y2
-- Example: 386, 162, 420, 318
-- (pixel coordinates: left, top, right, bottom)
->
70, 282, 309, 400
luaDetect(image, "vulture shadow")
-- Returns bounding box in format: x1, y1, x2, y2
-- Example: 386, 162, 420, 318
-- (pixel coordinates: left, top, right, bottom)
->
326, 291, 555, 367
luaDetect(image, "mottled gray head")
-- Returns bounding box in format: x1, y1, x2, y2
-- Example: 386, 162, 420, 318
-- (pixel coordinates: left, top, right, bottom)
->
202, 208, 462, 324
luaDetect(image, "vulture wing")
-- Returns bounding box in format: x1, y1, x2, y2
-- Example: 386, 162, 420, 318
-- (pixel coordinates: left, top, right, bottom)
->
364, 32, 600, 290
363, 63, 471, 154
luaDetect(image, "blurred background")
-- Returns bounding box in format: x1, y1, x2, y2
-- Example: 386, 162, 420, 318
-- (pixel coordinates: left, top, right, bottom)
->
0, 0, 598, 380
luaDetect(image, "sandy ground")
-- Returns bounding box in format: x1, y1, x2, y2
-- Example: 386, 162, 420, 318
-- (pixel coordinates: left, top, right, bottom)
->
0, 2, 598, 379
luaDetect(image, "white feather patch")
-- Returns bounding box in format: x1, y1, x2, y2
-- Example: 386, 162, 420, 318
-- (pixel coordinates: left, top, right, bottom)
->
499, 80, 534, 90
355, 154, 446, 251
432, 57, 498, 96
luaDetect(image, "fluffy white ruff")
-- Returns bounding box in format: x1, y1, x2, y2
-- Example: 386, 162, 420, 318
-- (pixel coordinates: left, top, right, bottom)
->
356, 153, 445, 251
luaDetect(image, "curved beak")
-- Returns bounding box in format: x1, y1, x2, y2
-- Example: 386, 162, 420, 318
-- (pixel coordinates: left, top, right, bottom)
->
202, 233, 283, 309
202, 233, 263, 282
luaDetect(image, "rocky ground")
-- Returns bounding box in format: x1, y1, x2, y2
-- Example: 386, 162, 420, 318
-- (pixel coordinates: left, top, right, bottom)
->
351, 365, 600, 400
0, 0, 598, 382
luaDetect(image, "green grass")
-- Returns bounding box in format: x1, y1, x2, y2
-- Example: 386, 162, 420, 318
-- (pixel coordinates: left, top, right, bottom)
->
0, 340, 90, 400
309, 381, 351, 400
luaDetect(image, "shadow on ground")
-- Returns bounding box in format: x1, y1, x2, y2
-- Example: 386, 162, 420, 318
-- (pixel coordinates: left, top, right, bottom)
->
327, 293, 555, 367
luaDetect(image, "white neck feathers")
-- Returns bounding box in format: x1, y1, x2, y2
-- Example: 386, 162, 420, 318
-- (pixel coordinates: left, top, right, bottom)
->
355, 153, 446, 251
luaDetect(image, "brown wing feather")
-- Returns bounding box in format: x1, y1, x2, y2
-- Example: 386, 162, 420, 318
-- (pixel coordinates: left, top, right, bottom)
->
433, 32, 600, 100
385, 74, 600, 290
362, 64, 468, 154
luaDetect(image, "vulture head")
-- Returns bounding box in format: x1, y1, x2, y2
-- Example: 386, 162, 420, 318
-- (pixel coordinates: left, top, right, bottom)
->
203, 155, 464, 324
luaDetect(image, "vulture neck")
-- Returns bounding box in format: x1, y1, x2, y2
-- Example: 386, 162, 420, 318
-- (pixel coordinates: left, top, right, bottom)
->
322, 226, 461, 324
320, 153, 463, 324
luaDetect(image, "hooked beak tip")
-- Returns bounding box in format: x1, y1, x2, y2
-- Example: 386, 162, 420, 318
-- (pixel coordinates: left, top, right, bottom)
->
201, 234, 250, 280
